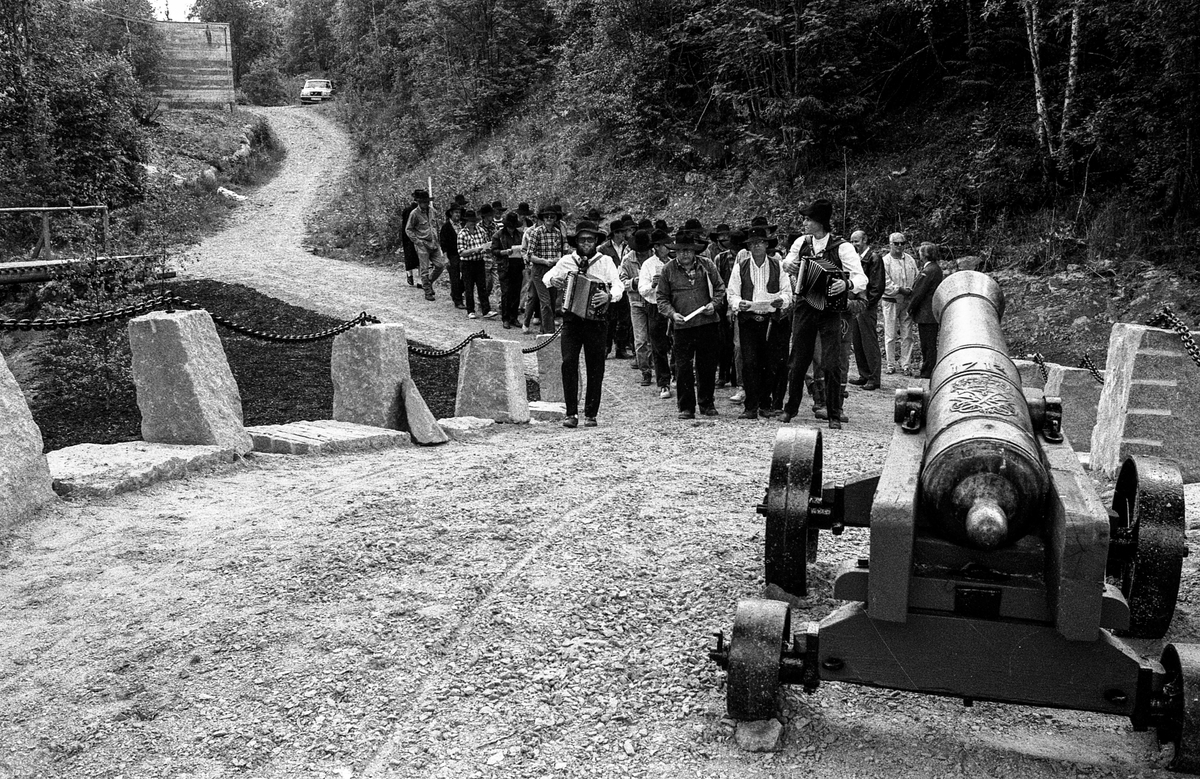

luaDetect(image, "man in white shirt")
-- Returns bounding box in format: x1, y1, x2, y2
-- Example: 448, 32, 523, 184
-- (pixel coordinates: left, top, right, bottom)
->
779, 199, 867, 429
727, 226, 793, 419
543, 220, 625, 428
881, 231, 919, 375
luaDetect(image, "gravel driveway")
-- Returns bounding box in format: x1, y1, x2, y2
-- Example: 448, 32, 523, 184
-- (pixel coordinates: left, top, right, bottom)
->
0, 105, 1196, 779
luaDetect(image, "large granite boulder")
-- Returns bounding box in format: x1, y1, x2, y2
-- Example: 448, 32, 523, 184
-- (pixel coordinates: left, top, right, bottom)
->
128, 310, 251, 454
0, 355, 55, 531
332, 324, 411, 428
534, 333, 585, 404
455, 338, 530, 423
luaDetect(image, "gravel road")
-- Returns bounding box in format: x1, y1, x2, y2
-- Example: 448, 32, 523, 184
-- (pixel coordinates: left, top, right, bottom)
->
0, 105, 1197, 779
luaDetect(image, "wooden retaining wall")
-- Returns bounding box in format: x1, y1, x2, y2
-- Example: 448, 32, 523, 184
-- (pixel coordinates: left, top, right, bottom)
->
151, 20, 234, 109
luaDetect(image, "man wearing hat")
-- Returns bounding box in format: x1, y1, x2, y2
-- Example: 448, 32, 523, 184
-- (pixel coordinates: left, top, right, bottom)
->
599, 217, 636, 360
881, 231, 919, 376
456, 209, 498, 320
398, 191, 423, 288
657, 228, 727, 419
727, 225, 792, 419
478, 204, 499, 299
543, 221, 625, 428
404, 189, 447, 301
619, 228, 656, 386
780, 198, 867, 429
637, 229, 674, 399
491, 211, 526, 329
440, 202, 466, 309
709, 223, 740, 389
524, 204, 567, 335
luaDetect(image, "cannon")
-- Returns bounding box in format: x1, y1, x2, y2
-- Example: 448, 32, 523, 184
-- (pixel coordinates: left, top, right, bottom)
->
711, 271, 1199, 770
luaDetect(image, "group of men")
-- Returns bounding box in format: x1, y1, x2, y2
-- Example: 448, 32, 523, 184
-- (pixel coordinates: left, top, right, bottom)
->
399, 189, 951, 430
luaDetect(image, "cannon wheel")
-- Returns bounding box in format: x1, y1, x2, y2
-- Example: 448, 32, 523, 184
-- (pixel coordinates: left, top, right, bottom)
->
1157, 643, 1200, 772
1109, 456, 1187, 639
726, 598, 791, 721
764, 428, 823, 597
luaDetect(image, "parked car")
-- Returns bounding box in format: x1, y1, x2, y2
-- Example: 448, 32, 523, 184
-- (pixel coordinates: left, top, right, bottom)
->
299, 79, 334, 104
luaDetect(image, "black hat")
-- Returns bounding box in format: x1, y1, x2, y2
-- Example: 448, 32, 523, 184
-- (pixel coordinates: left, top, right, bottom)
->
453, 193, 468, 206
445, 204, 462, 218
650, 229, 672, 246
668, 229, 708, 252
799, 199, 834, 229
516, 202, 533, 216
636, 218, 654, 231
502, 211, 521, 228
743, 225, 778, 250
412, 189, 431, 202
631, 229, 653, 253
750, 216, 779, 233
479, 204, 495, 218
492, 200, 506, 213
708, 223, 732, 242
682, 217, 705, 233
567, 220, 607, 247
609, 216, 635, 235
728, 228, 748, 250
654, 219, 670, 232
585, 208, 603, 223
537, 203, 561, 218
462, 209, 478, 222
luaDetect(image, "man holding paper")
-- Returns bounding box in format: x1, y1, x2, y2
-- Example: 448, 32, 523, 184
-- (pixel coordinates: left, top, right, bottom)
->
656, 227, 726, 420
726, 225, 792, 420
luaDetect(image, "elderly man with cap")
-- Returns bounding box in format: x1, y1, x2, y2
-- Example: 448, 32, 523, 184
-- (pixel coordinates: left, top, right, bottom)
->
780, 198, 867, 429
657, 227, 727, 419
404, 189, 447, 301
638, 229, 674, 398
881, 231, 919, 376
727, 225, 792, 419
456, 209, 498, 320
544, 220, 625, 428
523, 204, 568, 335
491, 211, 526, 329
847, 229, 884, 389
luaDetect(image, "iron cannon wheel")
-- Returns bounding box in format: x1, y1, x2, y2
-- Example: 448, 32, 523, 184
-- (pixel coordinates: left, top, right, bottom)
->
764, 427, 823, 597
726, 598, 791, 721
1108, 456, 1186, 640
1157, 643, 1200, 772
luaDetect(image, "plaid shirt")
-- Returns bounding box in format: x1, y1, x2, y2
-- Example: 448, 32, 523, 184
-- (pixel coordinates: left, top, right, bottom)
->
457, 223, 491, 261
524, 223, 567, 267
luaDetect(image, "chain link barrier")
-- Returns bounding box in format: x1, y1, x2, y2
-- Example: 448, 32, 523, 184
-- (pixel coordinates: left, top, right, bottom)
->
1146, 306, 1200, 371
407, 330, 491, 358
1079, 354, 1105, 385
1030, 352, 1050, 383
520, 326, 562, 354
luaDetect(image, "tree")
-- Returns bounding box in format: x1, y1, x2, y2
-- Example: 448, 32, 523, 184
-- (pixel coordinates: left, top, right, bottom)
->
280, 0, 336, 73
190, 0, 280, 83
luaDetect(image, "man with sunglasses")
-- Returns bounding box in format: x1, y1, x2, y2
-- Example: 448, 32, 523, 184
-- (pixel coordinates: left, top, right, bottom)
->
881, 231, 919, 376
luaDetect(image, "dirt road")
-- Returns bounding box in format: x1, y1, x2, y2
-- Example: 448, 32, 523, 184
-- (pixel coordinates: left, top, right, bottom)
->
0, 105, 1197, 779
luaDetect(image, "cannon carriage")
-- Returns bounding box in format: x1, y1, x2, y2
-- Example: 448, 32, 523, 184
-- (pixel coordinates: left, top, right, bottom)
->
710, 271, 1200, 771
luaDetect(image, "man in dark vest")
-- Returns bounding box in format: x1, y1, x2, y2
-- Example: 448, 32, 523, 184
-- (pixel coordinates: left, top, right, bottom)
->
439, 201, 466, 309
598, 217, 635, 359
780, 199, 867, 429
847, 229, 884, 390
726, 226, 793, 419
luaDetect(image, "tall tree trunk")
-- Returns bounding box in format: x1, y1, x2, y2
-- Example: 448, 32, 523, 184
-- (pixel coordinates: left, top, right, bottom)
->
1058, 0, 1083, 170
1021, 0, 1056, 162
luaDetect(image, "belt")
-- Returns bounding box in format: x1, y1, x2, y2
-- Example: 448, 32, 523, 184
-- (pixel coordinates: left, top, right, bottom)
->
882, 297, 896, 302
739, 312, 777, 323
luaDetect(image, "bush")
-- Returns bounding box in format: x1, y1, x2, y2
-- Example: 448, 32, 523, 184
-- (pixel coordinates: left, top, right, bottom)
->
240, 62, 292, 106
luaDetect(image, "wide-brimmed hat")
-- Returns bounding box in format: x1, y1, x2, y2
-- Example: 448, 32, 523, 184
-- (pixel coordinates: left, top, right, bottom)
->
584, 208, 603, 223
799, 198, 834, 227
445, 204, 463, 218
537, 203, 561, 218
668, 229, 708, 252
630, 229, 653, 253
708, 223, 733, 242
728, 228, 748, 250
636, 218, 654, 231
743, 225, 778, 250
502, 211, 521, 228
516, 202, 533, 216
462, 209, 478, 222
492, 200, 506, 214
567, 220, 607, 247
479, 204, 495, 218
750, 216, 779, 233
609, 217, 635, 235
654, 219, 671, 232
682, 218, 705, 233
453, 193, 468, 206
412, 189, 431, 202
650, 229, 672, 246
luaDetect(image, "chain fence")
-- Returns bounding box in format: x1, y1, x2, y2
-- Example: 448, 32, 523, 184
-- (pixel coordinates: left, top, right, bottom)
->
407, 330, 491, 358
1079, 354, 1105, 385
1030, 352, 1049, 383
1147, 306, 1200, 371
521, 326, 562, 354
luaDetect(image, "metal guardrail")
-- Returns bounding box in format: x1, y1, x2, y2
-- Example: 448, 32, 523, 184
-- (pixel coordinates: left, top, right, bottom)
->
0, 255, 174, 286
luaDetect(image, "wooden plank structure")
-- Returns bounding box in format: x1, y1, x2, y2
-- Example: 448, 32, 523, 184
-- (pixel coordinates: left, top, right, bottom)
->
150, 20, 234, 109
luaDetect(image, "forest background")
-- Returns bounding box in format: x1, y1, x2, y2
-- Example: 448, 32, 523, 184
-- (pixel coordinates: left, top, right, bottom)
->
1, 0, 1198, 276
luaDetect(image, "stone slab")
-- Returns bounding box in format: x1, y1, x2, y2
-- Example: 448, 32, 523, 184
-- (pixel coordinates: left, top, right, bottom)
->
529, 400, 566, 421
245, 419, 410, 455
437, 416, 496, 440
400, 378, 449, 445
46, 441, 239, 499
128, 310, 251, 454
332, 324, 412, 429
534, 334, 585, 403
1012, 358, 1048, 390
455, 338, 530, 423
0, 356, 55, 530
735, 719, 784, 752
1045, 364, 1105, 453
1091, 324, 1200, 482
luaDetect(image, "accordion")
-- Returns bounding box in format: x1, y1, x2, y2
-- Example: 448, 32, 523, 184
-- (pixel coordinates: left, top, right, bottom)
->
563, 271, 608, 320
798, 256, 849, 312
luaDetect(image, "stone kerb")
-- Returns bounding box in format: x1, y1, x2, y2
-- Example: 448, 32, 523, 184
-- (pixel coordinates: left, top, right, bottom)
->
455, 338, 530, 423
534, 333, 584, 406
1012, 358, 1047, 390
1044, 364, 1104, 453
128, 309, 252, 454
0, 354, 55, 532
1091, 323, 1200, 482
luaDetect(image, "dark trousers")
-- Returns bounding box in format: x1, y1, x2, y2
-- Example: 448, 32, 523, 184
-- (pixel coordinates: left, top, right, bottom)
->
561, 315, 608, 417
851, 303, 881, 383
645, 306, 672, 389
785, 304, 845, 419
718, 309, 737, 385
499, 257, 524, 324
403, 243, 419, 272
607, 297, 632, 355
461, 261, 491, 315
673, 322, 718, 413
739, 315, 791, 413
448, 255, 464, 305
918, 322, 938, 379
529, 266, 557, 334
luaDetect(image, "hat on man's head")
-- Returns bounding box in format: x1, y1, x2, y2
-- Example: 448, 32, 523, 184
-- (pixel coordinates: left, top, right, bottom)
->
631, 229, 653, 253
412, 189, 431, 202
682, 218, 705, 233
462, 209, 478, 223
743, 225, 778, 250
479, 204, 495, 218
728, 228, 748, 250
889, 232, 908, 245
636, 218, 654, 231
445, 204, 463, 218
516, 202, 533, 216
567, 220, 607, 248
492, 200, 506, 214
651, 229, 672, 246
668, 229, 708, 252
654, 219, 670, 232
537, 203, 561, 218
453, 193, 468, 206
799, 198, 834, 228
502, 211, 521, 228
708, 223, 732, 242
750, 215, 779, 233
583, 208, 602, 223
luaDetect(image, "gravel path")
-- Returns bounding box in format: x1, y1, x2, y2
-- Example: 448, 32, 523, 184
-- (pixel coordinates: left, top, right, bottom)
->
0, 106, 1196, 779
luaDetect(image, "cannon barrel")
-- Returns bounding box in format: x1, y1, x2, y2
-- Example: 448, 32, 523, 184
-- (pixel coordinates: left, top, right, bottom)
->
921, 271, 1049, 549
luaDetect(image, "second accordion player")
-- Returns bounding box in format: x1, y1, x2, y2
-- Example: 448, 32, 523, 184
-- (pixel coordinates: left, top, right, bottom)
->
563, 271, 609, 320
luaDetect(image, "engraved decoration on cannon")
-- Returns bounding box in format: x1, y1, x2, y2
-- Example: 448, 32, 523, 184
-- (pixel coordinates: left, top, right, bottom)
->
710, 270, 1198, 771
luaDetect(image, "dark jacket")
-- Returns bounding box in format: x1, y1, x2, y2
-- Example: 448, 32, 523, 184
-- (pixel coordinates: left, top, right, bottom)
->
908, 262, 945, 324
859, 249, 885, 309
439, 220, 460, 264
491, 227, 523, 261
400, 203, 419, 267
657, 257, 727, 330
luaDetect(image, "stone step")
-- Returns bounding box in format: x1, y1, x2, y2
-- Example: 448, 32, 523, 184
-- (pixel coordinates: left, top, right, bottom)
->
47, 442, 240, 499
245, 420, 411, 455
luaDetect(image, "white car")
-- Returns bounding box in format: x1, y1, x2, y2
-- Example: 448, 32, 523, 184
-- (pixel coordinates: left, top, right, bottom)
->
299, 79, 334, 104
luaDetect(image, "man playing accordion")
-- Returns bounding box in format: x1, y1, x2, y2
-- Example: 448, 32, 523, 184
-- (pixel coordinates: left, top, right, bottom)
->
780, 199, 867, 429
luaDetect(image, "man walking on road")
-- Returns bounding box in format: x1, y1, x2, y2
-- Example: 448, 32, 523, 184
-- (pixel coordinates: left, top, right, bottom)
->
404, 190, 447, 301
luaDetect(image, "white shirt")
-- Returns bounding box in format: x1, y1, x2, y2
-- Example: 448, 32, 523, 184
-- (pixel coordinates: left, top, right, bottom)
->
726, 255, 792, 312
883, 251, 919, 298
783, 234, 867, 294
637, 256, 666, 303
542, 251, 625, 302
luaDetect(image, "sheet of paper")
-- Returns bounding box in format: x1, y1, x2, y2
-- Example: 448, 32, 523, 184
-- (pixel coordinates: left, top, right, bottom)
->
682, 306, 708, 322
748, 300, 775, 314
